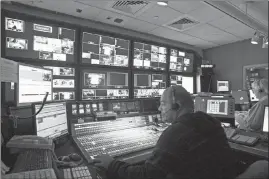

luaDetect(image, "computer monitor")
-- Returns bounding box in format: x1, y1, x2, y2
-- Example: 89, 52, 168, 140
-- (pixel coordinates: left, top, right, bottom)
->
206, 99, 229, 116
231, 90, 249, 104
18, 64, 52, 105
82, 69, 129, 100
217, 80, 229, 92
34, 102, 68, 139
249, 89, 259, 102
134, 73, 166, 98
263, 106, 268, 133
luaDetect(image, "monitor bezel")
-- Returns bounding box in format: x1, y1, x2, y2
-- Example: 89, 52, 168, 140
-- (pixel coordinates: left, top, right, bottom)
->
31, 101, 69, 140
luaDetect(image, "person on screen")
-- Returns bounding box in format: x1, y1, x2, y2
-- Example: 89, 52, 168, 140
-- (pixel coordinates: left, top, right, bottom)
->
93, 86, 239, 179
236, 78, 268, 131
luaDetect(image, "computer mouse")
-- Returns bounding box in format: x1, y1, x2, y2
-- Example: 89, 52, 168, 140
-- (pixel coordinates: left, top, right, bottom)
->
69, 153, 82, 162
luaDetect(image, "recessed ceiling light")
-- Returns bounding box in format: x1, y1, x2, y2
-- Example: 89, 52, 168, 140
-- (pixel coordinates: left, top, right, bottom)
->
154, 16, 159, 19
157, 1, 168, 6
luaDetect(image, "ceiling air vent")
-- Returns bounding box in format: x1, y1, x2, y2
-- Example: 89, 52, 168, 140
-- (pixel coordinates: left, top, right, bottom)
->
110, 1, 150, 16
166, 16, 199, 32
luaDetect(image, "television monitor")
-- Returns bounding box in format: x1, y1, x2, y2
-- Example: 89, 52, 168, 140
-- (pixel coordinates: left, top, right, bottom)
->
217, 80, 230, 92
263, 106, 268, 133
170, 75, 194, 94
34, 102, 68, 139
133, 42, 167, 70
44, 66, 75, 101
206, 99, 228, 116
170, 49, 193, 72
82, 32, 129, 67
5, 17, 76, 62
82, 69, 129, 100
249, 89, 259, 102
134, 73, 166, 98
18, 64, 52, 104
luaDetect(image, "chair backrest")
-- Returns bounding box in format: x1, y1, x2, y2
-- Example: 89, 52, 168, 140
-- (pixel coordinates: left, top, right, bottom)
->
236, 160, 269, 179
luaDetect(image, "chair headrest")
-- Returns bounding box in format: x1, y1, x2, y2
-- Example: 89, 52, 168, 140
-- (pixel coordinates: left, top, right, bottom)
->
236, 160, 269, 179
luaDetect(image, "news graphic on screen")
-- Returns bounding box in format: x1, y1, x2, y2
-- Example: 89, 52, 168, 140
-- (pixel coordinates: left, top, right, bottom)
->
133, 42, 167, 70
82, 69, 129, 100
82, 32, 129, 67
35, 102, 68, 139
170, 49, 193, 72
134, 73, 166, 98
217, 80, 230, 92
5, 17, 76, 62
44, 66, 75, 101
170, 75, 193, 94
18, 64, 52, 104
206, 99, 228, 115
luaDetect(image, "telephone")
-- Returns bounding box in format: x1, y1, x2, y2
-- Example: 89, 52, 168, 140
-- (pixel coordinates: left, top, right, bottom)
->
6, 135, 54, 152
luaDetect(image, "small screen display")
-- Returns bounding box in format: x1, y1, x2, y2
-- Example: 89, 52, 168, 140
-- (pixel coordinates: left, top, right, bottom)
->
217, 81, 229, 92
133, 42, 167, 70
206, 100, 228, 115
82, 32, 129, 67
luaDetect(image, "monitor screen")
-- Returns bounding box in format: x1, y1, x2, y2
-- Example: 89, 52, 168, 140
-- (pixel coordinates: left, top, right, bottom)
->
18, 64, 52, 104
44, 66, 75, 101
5, 17, 76, 62
217, 80, 229, 92
82, 69, 129, 100
263, 106, 268, 132
170, 75, 193, 94
249, 89, 259, 102
133, 42, 167, 70
170, 49, 193, 72
35, 102, 68, 139
82, 32, 129, 67
206, 99, 228, 115
231, 90, 249, 104
134, 73, 166, 98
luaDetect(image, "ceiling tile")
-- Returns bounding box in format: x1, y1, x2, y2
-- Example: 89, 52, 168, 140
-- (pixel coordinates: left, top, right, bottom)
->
72, 0, 110, 9
184, 37, 217, 49
150, 27, 194, 41
209, 15, 240, 30
168, 1, 203, 14
223, 21, 256, 39
123, 18, 159, 33
137, 5, 182, 26
188, 5, 225, 23
184, 24, 226, 38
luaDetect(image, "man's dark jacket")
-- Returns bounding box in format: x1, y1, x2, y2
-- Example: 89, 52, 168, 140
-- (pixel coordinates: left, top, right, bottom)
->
107, 112, 239, 179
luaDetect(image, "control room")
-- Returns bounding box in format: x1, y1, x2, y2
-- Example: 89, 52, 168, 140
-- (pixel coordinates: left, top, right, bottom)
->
0, 1, 268, 179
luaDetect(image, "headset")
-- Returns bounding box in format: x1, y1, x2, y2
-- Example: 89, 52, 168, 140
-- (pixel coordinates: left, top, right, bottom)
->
171, 86, 180, 110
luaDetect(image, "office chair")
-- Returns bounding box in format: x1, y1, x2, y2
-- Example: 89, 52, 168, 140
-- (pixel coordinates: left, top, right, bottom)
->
236, 160, 269, 179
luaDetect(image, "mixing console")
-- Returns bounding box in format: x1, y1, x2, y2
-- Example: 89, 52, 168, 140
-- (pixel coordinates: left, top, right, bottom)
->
77, 126, 161, 158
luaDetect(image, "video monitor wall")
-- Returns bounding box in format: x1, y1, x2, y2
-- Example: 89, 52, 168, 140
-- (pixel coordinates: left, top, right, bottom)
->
5, 17, 76, 62
134, 72, 166, 98
44, 66, 75, 101
81, 32, 129, 67
170, 49, 193, 73
133, 42, 167, 70
81, 69, 129, 100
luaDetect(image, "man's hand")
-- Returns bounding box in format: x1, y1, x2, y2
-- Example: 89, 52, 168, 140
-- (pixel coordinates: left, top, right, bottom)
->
93, 154, 114, 170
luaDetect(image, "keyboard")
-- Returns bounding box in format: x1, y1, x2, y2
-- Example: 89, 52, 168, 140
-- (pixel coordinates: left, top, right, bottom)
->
229, 134, 259, 146
2, 168, 57, 179
12, 149, 53, 173
63, 166, 92, 179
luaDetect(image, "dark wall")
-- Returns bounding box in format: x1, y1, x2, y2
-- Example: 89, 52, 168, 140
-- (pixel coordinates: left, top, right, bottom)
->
203, 39, 268, 91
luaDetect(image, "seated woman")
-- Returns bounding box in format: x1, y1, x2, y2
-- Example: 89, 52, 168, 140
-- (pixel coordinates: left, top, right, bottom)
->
236, 78, 268, 131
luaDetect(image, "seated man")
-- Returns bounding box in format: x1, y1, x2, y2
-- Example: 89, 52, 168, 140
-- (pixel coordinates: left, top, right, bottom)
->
93, 86, 239, 179
236, 78, 268, 131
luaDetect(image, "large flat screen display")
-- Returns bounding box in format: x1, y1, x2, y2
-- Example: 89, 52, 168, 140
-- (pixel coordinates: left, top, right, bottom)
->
18, 64, 52, 104
5, 17, 76, 62
170, 49, 193, 73
170, 75, 194, 94
44, 66, 75, 101
82, 69, 129, 100
134, 72, 166, 98
133, 42, 167, 70
82, 32, 129, 67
